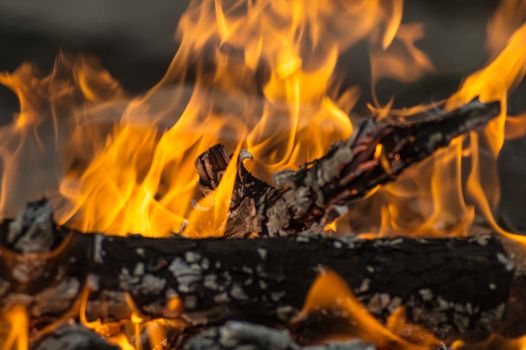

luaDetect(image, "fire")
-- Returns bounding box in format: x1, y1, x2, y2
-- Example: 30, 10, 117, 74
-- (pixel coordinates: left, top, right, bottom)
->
78, 288, 185, 349
297, 269, 526, 350
361, 20, 526, 238
486, 0, 526, 56
0, 0, 520, 240
0, 0, 412, 237
0, 306, 28, 350
294, 269, 442, 350
0, 0, 524, 349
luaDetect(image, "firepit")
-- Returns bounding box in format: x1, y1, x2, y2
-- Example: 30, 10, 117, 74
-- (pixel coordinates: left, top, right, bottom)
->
0, 0, 525, 349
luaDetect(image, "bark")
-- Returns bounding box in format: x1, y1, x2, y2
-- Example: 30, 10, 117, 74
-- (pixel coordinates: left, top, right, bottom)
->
0, 201, 515, 343
195, 100, 500, 238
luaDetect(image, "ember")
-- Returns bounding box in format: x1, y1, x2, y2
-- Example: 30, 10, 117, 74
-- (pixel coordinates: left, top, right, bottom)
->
0, 0, 525, 349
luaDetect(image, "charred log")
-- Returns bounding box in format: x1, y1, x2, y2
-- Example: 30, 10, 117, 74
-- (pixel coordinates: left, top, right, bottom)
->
31, 324, 119, 350
0, 202, 515, 343
196, 100, 500, 238
182, 321, 377, 350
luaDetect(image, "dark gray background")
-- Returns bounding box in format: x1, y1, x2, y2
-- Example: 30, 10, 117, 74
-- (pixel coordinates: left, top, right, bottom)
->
0, 0, 524, 231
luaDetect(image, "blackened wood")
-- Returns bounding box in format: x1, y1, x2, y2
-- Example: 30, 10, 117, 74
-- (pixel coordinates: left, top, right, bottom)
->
182, 321, 377, 350
196, 100, 500, 238
0, 213, 514, 342
31, 324, 119, 350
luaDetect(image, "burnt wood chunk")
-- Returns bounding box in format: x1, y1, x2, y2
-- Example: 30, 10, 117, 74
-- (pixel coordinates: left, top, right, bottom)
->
182, 321, 377, 350
31, 324, 119, 350
0, 203, 514, 343
195, 100, 500, 238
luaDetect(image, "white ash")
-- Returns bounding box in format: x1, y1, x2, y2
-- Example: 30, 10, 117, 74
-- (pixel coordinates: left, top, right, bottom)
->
475, 236, 489, 246
241, 265, 253, 275
201, 258, 210, 269
357, 279, 370, 293
366, 294, 383, 315
0, 279, 10, 296
33, 278, 80, 316
118, 268, 140, 288
169, 258, 197, 278
497, 253, 514, 271
204, 274, 221, 291
133, 262, 145, 276
185, 252, 201, 263
214, 292, 230, 303
276, 305, 296, 321
137, 274, 166, 294
12, 258, 46, 283
94, 235, 105, 263
271, 291, 286, 302
177, 274, 201, 293
230, 284, 249, 301
257, 248, 267, 260
7, 199, 54, 253
437, 297, 450, 311
316, 146, 353, 187
258, 280, 267, 290
222, 271, 232, 285
272, 169, 296, 188
419, 289, 434, 302
387, 297, 402, 313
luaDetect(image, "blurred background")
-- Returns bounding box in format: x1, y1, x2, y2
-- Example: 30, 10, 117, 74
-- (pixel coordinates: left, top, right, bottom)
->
0, 0, 524, 231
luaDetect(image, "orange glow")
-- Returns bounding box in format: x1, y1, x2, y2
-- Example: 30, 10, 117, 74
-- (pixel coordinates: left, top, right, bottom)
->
365, 21, 526, 239
447, 23, 526, 113
2, 0, 526, 348
79, 288, 184, 350
370, 23, 435, 91
505, 113, 526, 140
452, 333, 526, 350
0, 0, 414, 237
0, 306, 29, 350
486, 0, 526, 56
295, 269, 441, 350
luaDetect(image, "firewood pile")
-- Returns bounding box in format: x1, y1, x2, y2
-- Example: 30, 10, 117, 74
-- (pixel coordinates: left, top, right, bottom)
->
3, 100, 525, 349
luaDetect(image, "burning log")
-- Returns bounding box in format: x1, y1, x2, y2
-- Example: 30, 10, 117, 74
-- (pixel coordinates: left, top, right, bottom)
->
196, 100, 500, 238
0, 201, 516, 345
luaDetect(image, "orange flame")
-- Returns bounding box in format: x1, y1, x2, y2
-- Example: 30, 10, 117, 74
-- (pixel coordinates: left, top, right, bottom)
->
0, 306, 29, 350
505, 113, 526, 140
486, 0, 526, 56
0, 0, 412, 237
295, 269, 441, 350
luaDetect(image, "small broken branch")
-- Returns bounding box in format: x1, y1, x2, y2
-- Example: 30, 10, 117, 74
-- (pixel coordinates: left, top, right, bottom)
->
196, 100, 500, 238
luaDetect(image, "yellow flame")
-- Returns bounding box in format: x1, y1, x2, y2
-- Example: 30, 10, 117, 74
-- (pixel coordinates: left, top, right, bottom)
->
0, 0, 411, 236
